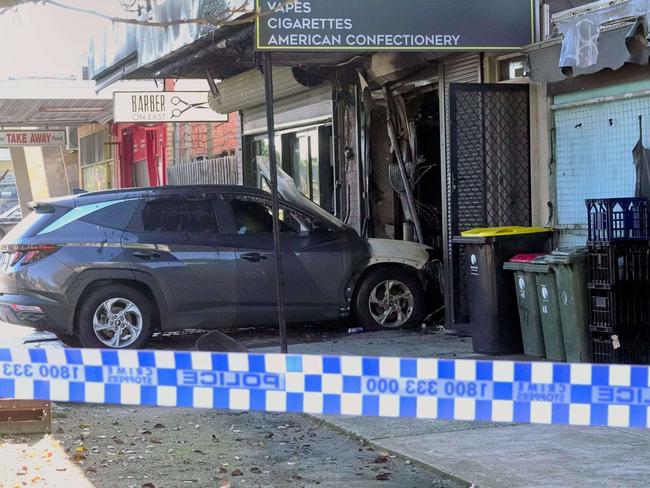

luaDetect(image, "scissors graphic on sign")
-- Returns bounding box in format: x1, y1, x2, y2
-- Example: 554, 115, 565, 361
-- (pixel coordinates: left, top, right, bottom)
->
171, 96, 211, 119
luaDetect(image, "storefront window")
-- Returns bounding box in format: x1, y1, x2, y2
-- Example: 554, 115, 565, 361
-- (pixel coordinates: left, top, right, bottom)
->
81, 162, 113, 192
290, 129, 320, 205
244, 135, 281, 189
80, 127, 114, 191
244, 125, 329, 208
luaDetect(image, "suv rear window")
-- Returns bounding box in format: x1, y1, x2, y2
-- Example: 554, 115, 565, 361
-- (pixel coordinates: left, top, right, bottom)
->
132, 200, 218, 233
3, 205, 70, 241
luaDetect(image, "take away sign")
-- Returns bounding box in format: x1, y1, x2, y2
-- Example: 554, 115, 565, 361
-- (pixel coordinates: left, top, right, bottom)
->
0, 130, 66, 147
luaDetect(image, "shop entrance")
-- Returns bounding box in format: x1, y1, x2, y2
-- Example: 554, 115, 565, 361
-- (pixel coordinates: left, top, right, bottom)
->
118, 125, 166, 188
368, 86, 445, 313
373, 88, 443, 257
412, 91, 443, 257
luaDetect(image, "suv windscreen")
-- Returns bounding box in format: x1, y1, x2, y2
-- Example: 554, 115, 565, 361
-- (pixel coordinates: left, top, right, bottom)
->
256, 156, 347, 232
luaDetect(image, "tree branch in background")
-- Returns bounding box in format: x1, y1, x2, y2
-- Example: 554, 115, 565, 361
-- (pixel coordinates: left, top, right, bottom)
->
0, 0, 296, 29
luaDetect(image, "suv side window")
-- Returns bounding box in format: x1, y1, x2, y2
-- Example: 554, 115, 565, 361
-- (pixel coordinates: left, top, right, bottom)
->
132, 200, 218, 233
227, 196, 312, 235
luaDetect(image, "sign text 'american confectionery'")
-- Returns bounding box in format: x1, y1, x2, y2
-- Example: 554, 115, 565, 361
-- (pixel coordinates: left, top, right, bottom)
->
256, 0, 534, 51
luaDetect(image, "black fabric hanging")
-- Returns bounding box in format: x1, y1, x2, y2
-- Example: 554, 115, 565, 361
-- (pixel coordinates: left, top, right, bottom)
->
634, 115, 650, 199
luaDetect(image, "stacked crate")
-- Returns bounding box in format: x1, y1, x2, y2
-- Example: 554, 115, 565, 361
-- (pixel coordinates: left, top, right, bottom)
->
587, 198, 650, 364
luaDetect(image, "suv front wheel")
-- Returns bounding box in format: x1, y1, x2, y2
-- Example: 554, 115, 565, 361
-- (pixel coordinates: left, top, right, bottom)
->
354, 267, 425, 331
77, 284, 154, 349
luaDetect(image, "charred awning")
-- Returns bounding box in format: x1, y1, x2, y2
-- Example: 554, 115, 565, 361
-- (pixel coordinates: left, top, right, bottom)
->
88, 0, 259, 89
526, 0, 650, 82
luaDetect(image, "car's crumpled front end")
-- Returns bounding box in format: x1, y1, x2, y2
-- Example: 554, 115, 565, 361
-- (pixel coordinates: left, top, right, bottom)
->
257, 156, 444, 313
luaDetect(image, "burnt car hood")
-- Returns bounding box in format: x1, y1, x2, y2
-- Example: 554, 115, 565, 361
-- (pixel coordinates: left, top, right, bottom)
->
365, 238, 432, 270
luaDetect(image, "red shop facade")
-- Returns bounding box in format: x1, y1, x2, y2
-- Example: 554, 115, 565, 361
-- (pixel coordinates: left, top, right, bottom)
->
114, 123, 167, 188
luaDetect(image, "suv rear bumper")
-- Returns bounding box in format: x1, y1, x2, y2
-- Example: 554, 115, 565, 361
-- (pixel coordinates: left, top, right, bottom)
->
0, 293, 70, 334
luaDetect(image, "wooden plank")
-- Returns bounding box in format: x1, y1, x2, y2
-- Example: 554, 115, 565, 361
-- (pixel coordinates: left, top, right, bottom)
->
0, 400, 51, 434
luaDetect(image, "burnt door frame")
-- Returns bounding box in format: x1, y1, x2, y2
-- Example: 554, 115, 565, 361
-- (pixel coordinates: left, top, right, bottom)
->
446, 83, 531, 328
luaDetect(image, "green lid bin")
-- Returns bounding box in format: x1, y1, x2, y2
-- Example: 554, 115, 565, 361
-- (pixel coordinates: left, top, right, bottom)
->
525, 257, 566, 361
504, 254, 546, 358
546, 247, 591, 363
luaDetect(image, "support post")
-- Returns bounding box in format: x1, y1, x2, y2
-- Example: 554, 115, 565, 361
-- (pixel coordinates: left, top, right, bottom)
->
262, 52, 288, 354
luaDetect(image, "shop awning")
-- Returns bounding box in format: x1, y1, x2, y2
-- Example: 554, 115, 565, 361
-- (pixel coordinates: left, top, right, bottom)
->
526, 0, 650, 82
0, 80, 114, 126
88, 0, 257, 89
527, 21, 650, 82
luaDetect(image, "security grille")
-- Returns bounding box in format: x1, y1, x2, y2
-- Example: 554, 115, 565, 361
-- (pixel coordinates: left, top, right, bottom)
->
448, 83, 531, 325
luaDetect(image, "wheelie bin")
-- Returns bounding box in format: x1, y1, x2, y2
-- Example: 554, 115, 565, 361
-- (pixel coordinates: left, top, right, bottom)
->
504, 254, 546, 358
452, 227, 554, 355
546, 247, 591, 363
526, 256, 565, 361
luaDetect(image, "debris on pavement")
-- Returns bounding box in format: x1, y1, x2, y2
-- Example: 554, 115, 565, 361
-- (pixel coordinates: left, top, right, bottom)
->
0, 403, 463, 487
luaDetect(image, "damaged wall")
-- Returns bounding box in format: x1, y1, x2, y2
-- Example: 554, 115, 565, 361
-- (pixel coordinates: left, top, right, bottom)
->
370, 107, 395, 239
530, 83, 552, 227
336, 89, 362, 232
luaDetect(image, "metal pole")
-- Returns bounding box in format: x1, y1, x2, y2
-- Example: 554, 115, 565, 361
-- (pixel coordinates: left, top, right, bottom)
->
262, 52, 288, 354
59, 146, 71, 194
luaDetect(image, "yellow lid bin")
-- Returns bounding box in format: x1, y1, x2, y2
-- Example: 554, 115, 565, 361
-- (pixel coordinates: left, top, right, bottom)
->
461, 226, 554, 238
451, 226, 555, 355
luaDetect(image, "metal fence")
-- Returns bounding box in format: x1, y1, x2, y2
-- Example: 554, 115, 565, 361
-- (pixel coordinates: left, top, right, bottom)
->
166, 156, 238, 186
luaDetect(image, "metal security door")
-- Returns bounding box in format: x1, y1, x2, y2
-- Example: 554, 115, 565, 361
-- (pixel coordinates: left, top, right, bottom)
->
448, 83, 531, 327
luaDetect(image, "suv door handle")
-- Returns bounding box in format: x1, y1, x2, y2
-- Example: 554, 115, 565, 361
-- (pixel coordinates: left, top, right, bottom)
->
240, 252, 267, 263
132, 251, 161, 260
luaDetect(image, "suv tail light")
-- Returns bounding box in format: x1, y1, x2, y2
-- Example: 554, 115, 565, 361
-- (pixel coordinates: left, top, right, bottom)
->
0, 244, 60, 267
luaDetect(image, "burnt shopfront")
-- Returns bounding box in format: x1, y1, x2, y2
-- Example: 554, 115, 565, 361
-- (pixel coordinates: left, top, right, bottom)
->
87, 0, 547, 331
353, 52, 538, 327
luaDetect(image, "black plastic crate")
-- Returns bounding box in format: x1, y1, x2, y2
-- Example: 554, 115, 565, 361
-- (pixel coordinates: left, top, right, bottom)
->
592, 331, 650, 364
588, 242, 650, 286
588, 285, 650, 333
587, 198, 650, 243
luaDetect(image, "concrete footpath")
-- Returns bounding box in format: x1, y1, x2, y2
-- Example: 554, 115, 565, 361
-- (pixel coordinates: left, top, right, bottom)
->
258, 329, 650, 488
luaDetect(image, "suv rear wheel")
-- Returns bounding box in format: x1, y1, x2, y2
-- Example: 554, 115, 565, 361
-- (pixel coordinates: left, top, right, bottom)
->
354, 267, 425, 331
77, 284, 154, 349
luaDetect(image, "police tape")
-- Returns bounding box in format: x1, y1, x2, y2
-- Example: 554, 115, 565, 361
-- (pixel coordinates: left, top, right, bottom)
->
1, 347, 649, 428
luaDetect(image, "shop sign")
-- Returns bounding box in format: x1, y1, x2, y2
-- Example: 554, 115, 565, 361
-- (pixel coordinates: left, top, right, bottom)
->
256, 0, 534, 51
113, 92, 228, 123
0, 130, 66, 147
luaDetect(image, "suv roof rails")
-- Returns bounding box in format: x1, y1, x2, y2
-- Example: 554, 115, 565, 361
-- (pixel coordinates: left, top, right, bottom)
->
75, 185, 261, 198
